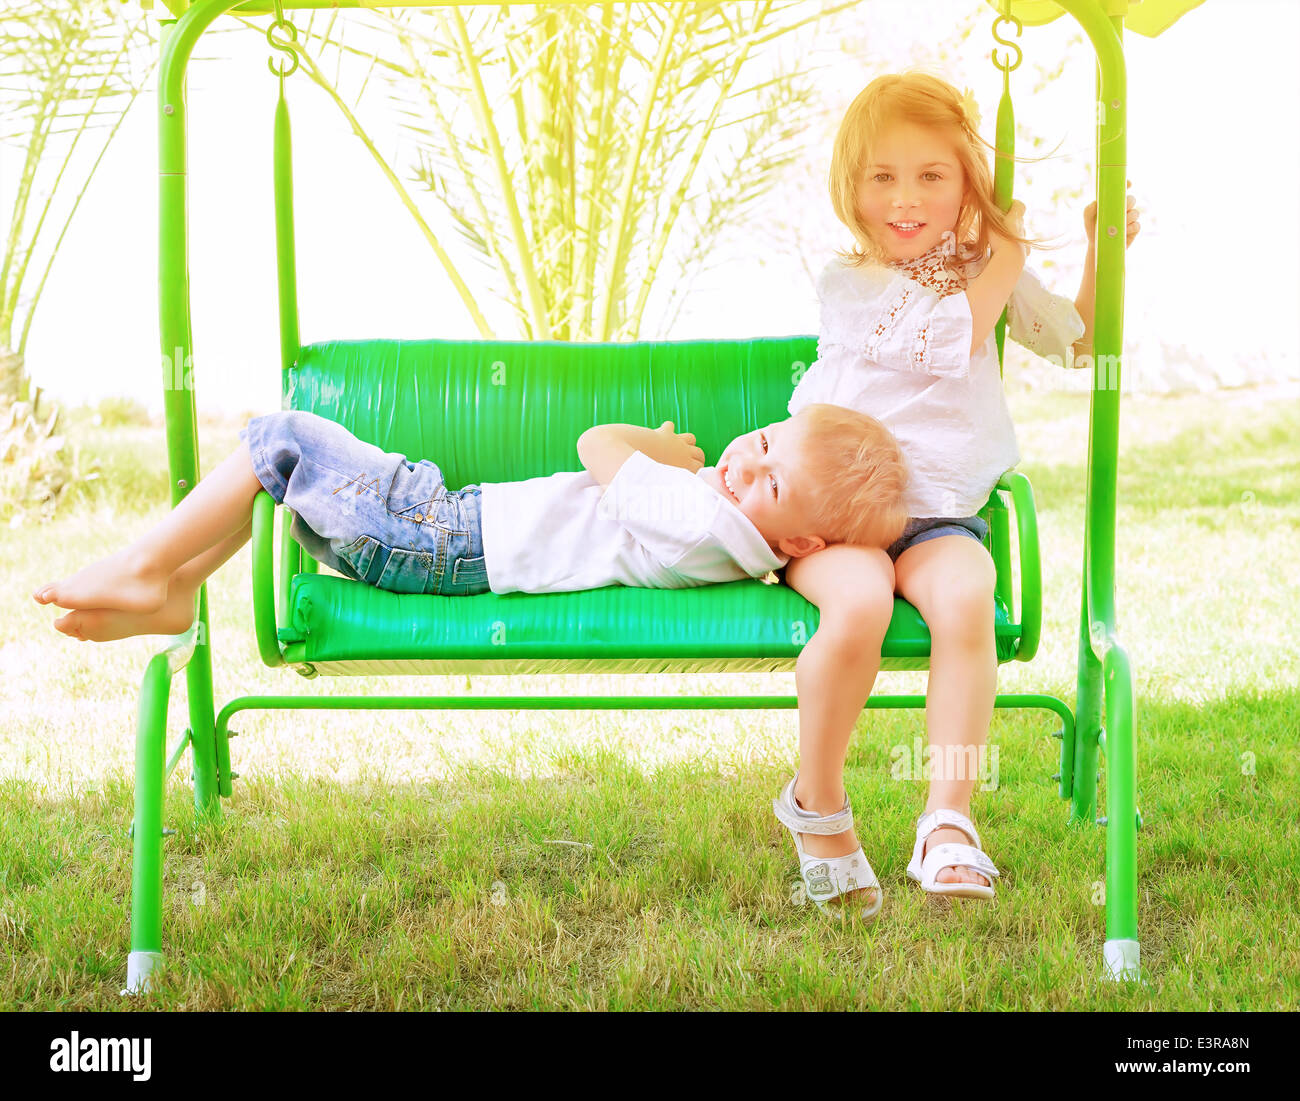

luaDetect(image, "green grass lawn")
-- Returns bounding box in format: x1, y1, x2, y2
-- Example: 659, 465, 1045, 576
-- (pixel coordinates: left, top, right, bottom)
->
2, 385, 1298, 1010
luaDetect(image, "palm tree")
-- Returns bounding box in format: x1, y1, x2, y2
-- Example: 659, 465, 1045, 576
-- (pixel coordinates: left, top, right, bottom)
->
0, 0, 154, 517
251, 0, 861, 341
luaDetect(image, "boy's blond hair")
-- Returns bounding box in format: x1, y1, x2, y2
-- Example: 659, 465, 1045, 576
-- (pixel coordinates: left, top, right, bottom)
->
828, 71, 1047, 275
787, 403, 910, 549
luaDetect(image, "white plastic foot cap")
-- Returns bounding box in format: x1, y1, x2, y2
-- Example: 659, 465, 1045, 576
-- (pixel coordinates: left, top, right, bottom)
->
1101, 938, 1140, 982
122, 950, 164, 995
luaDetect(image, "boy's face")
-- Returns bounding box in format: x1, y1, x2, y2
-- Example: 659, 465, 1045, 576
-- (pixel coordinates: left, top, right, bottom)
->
702, 418, 826, 558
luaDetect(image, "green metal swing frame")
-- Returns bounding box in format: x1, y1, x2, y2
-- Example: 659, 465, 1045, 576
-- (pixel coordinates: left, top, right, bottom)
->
126, 0, 1143, 994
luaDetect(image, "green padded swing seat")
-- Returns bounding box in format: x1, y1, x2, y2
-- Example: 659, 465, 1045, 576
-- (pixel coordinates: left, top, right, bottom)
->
259, 337, 1032, 676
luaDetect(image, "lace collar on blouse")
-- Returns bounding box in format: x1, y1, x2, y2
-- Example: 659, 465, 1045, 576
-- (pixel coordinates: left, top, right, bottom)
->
885, 239, 978, 298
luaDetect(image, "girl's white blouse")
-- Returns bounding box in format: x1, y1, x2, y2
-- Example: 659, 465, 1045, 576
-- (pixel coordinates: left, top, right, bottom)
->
788, 252, 1086, 518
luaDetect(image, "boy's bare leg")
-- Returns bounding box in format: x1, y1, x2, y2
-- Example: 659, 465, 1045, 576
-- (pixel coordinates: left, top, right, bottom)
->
34, 439, 263, 614
52, 518, 254, 642
893, 535, 999, 888
783, 545, 895, 906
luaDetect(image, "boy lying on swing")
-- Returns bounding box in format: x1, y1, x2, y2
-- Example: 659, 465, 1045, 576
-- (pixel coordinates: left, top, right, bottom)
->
34, 405, 908, 641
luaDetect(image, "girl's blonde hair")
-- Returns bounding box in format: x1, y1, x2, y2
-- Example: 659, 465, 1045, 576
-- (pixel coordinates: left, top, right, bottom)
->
828, 70, 1046, 273
788, 403, 910, 549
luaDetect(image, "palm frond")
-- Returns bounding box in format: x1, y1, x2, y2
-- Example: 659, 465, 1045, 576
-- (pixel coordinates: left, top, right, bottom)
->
260, 1, 861, 341
0, 0, 155, 351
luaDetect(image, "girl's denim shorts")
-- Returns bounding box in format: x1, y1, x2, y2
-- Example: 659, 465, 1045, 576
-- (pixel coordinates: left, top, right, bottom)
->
239, 410, 491, 596
768, 513, 990, 587
885, 515, 989, 563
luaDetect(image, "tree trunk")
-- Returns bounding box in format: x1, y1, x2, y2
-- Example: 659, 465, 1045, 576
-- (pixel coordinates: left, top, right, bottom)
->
0, 345, 25, 406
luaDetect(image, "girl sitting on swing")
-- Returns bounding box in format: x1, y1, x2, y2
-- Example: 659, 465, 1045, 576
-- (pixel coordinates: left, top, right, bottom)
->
772, 70, 1141, 918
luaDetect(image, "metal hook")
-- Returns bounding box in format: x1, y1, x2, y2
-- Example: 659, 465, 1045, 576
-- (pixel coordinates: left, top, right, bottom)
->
991, 13, 1024, 74
266, 7, 300, 80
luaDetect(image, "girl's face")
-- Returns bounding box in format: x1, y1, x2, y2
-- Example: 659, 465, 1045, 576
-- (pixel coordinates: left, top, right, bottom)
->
855, 121, 967, 262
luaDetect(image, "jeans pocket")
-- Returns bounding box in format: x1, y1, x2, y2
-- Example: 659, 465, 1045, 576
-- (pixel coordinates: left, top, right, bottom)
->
336, 534, 438, 593
385, 459, 447, 525
449, 554, 488, 593
335, 534, 377, 581
376, 546, 438, 594
385, 495, 434, 525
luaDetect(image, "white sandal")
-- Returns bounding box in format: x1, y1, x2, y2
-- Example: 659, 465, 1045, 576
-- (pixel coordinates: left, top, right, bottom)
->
906, 808, 1000, 900
773, 774, 882, 920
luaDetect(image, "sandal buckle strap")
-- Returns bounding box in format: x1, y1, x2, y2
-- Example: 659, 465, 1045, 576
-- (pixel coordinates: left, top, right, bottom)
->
923, 842, 1000, 879
916, 807, 981, 849
772, 800, 854, 836
801, 851, 877, 904
772, 777, 854, 837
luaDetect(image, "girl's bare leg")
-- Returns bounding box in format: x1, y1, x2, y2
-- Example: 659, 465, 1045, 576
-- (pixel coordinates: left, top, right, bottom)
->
783, 545, 896, 907
893, 535, 999, 887
52, 518, 254, 642
34, 439, 263, 615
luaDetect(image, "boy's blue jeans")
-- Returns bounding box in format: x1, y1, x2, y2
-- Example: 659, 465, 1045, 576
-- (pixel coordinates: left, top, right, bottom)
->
239, 410, 491, 595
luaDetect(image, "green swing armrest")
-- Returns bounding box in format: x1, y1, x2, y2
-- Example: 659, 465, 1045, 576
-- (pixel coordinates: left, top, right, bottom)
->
250, 491, 286, 668
996, 470, 1042, 662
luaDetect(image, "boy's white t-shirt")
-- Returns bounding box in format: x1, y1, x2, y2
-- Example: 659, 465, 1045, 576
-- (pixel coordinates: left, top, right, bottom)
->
478, 450, 788, 594
788, 249, 1085, 518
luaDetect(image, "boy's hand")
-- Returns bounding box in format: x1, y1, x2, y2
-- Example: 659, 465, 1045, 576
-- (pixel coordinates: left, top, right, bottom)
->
1084, 180, 1141, 249
654, 421, 706, 474
578, 421, 706, 488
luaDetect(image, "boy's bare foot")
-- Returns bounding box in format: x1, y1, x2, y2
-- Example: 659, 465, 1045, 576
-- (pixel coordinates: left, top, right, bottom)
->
51, 585, 198, 642
33, 547, 170, 615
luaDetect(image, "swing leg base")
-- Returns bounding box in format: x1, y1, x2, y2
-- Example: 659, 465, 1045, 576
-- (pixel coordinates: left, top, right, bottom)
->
1101, 938, 1140, 982
121, 950, 164, 996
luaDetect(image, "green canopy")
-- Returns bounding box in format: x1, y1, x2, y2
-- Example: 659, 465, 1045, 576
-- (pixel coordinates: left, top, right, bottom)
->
984, 0, 1205, 36
146, 0, 1204, 34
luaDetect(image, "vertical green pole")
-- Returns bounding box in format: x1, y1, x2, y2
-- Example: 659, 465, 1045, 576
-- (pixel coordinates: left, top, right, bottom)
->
276, 506, 301, 627
1058, 0, 1139, 981
270, 52, 313, 646
159, 0, 240, 815
1103, 641, 1138, 961
1070, 53, 1106, 827
1071, 578, 1101, 820
992, 65, 1014, 374
126, 654, 170, 993
273, 75, 300, 375
127, 0, 241, 996
990, 18, 1016, 634
990, 494, 1013, 616
1096, 10, 1139, 981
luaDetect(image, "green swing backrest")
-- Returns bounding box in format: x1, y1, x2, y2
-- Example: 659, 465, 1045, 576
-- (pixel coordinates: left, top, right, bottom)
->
273, 335, 1024, 674
287, 336, 815, 486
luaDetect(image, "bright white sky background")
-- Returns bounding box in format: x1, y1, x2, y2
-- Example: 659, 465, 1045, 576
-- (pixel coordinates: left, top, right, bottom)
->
13, 0, 1300, 417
